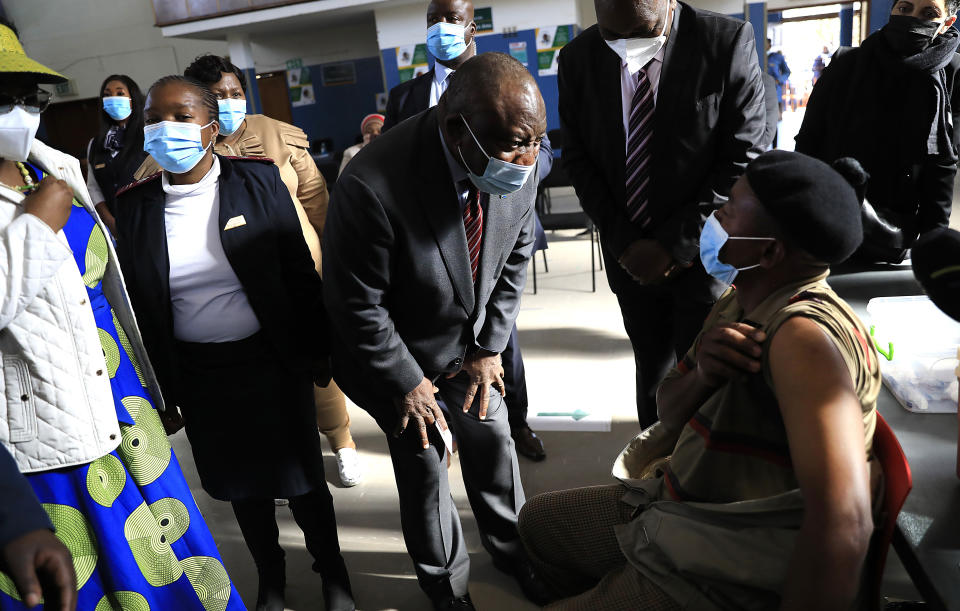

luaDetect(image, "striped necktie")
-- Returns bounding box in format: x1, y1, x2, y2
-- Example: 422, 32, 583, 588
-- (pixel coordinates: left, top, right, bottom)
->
625, 69, 655, 228
463, 187, 484, 282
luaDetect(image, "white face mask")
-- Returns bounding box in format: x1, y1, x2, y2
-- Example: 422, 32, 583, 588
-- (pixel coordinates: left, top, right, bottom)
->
604, 3, 670, 73
0, 105, 41, 162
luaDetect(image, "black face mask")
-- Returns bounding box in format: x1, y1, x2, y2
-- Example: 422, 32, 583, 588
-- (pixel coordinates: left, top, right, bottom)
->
882, 15, 943, 56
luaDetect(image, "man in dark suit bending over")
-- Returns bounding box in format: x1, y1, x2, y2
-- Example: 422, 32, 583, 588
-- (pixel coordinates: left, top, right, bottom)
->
324, 53, 548, 611
383, 0, 550, 461
559, 0, 766, 426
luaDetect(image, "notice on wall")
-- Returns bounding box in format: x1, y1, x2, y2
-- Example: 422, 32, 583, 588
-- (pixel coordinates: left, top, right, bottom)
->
508, 41, 528, 65
396, 44, 430, 83
474, 7, 494, 33
322, 62, 357, 87
287, 65, 309, 88
536, 25, 575, 76
286, 60, 315, 107
376, 92, 388, 112
290, 84, 315, 107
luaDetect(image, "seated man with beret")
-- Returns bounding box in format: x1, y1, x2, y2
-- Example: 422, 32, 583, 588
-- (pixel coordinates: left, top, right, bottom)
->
519, 150, 882, 610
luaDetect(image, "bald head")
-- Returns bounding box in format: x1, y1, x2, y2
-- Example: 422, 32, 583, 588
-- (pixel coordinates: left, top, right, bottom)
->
439, 53, 547, 175
595, 0, 671, 39
444, 52, 542, 118
428, 0, 474, 23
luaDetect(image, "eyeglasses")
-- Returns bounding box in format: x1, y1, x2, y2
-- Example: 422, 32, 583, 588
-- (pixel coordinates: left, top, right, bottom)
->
0, 89, 52, 115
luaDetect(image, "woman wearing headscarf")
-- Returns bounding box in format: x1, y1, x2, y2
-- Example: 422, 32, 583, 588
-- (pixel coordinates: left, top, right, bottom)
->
133, 54, 363, 488
338, 113, 383, 176
85, 74, 147, 235
116, 75, 354, 611
796, 0, 960, 263
0, 20, 243, 610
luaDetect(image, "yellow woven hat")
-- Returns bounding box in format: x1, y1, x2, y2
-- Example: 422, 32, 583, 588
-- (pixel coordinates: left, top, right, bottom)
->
0, 24, 66, 84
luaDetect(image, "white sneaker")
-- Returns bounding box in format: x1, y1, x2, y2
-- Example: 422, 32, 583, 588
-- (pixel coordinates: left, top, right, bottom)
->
336, 448, 363, 487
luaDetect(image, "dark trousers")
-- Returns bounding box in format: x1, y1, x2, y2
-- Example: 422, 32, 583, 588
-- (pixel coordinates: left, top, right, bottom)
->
364, 372, 526, 603
501, 324, 530, 430
617, 285, 714, 428
231, 488, 351, 591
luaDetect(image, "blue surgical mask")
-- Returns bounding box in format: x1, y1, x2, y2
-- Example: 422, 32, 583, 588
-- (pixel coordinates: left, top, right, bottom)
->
699, 212, 775, 285
143, 120, 215, 174
102, 96, 132, 121
457, 114, 536, 196
217, 98, 247, 135
427, 22, 471, 61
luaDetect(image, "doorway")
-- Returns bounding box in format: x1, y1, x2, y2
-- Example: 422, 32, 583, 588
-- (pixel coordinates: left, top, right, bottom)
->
255, 72, 294, 125
767, 2, 867, 149
41, 97, 102, 173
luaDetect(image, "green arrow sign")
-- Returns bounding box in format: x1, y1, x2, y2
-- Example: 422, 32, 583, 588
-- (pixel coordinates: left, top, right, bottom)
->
536, 409, 590, 421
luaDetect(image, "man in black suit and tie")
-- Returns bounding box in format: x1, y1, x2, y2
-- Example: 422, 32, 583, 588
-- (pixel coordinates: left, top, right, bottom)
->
560, 0, 765, 427
383, 0, 549, 461
383, 0, 476, 132
324, 53, 549, 610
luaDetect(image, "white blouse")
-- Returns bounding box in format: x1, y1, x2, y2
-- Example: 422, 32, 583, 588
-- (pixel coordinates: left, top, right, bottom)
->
162, 156, 261, 343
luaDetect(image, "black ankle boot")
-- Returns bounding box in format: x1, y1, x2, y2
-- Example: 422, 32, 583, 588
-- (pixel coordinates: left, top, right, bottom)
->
313, 556, 355, 611
255, 562, 286, 611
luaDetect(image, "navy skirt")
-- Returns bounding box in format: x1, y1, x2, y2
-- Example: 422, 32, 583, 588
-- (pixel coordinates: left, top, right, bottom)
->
175, 332, 326, 501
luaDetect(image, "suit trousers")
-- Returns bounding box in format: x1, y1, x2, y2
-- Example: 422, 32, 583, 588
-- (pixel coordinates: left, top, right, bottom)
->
616, 282, 713, 428
371, 371, 527, 602
501, 324, 530, 430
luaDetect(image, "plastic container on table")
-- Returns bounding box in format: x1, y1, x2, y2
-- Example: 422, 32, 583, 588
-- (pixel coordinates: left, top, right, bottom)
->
866, 296, 960, 414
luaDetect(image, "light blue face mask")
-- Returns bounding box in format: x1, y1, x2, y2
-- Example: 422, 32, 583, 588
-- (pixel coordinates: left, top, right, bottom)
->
457, 114, 536, 196
427, 22, 471, 61
217, 98, 247, 135
102, 96, 132, 121
143, 120, 215, 174
699, 211, 775, 286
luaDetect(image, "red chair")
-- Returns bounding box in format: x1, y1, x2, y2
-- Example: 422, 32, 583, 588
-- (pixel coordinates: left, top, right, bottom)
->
866, 413, 913, 609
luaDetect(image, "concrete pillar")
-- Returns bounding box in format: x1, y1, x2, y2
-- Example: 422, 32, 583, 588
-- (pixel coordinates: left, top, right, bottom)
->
227, 32, 261, 115
744, 2, 767, 70
839, 3, 854, 46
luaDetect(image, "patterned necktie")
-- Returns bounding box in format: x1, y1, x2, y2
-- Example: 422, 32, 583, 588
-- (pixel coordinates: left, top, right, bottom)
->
625, 69, 655, 228
463, 187, 484, 282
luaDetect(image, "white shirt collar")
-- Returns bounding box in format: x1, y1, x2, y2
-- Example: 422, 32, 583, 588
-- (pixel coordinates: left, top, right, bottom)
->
434, 62, 456, 86
622, 43, 667, 75
162, 155, 221, 197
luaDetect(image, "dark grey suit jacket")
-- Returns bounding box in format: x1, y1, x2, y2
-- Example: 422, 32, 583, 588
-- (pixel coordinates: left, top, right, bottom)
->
323, 108, 538, 407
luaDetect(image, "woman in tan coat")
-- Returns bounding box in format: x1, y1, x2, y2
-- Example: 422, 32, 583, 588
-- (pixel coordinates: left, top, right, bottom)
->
134, 54, 363, 487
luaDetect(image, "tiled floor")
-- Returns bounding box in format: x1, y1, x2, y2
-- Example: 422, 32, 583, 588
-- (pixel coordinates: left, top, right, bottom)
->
172, 186, 935, 609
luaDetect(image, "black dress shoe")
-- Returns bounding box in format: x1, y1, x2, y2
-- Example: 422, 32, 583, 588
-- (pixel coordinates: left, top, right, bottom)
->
512, 426, 546, 461
434, 592, 476, 610
493, 558, 553, 606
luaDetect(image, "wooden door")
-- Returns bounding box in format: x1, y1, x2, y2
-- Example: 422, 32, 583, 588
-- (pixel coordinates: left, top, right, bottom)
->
256, 72, 294, 125
41, 97, 102, 174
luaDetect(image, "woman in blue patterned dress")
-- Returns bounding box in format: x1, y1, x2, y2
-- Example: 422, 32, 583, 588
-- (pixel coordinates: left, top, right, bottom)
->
0, 20, 244, 611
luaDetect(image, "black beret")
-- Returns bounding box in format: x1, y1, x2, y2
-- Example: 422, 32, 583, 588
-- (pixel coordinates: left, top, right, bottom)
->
912, 227, 960, 322
744, 150, 865, 264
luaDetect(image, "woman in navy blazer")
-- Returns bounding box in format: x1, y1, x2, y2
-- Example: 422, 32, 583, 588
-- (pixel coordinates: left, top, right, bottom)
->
114, 76, 353, 611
